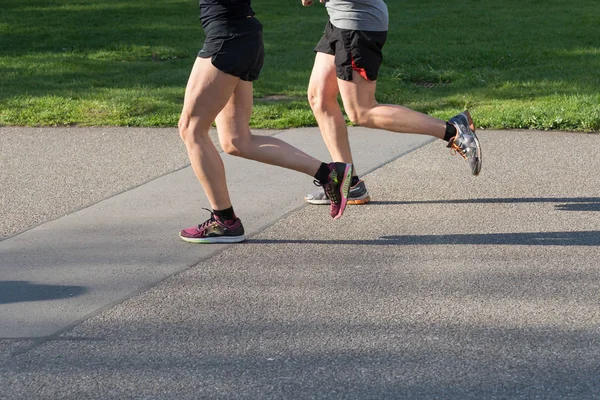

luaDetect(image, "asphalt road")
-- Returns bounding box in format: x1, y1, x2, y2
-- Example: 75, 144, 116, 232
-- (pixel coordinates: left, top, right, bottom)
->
1, 127, 599, 399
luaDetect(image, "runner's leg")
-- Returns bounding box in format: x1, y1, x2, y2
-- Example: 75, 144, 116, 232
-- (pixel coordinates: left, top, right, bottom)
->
337, 69, 446, 139
178, 57, 239, 211
215, 79, 323, 177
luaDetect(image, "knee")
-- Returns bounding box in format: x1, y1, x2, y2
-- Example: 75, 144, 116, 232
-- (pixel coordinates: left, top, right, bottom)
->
178, 113, 194, 145
345, 107, 370, 126
220, 136, 249, 157
307, 85, 329, 112
179, 113, 214, 148
307, 86, 319, 110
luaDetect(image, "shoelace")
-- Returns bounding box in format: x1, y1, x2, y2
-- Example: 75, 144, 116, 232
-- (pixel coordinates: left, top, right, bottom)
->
447, 137, 467, 160
196, 208, 218, 234
314, 174, 340, 204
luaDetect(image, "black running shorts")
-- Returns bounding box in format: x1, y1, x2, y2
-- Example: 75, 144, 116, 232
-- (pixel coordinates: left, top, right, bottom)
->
198, 17, 264, 82
315, 21, 387, 82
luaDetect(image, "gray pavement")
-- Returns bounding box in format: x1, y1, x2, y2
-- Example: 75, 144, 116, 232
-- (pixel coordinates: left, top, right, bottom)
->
0, 127, 279, 240
1, 126, 600, 399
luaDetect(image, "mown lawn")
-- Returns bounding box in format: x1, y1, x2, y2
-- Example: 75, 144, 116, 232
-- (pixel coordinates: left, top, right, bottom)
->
1, 0, 599, 130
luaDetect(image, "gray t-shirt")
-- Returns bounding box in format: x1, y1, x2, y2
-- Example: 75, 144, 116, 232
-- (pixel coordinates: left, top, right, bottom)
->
325, 0, 388, 32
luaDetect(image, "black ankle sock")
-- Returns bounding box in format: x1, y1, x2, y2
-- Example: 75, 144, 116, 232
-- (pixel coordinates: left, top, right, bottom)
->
314, 162, 331, 184
214, 206, 235, 221
351, 176, 360, 186
444, 122, 457, 142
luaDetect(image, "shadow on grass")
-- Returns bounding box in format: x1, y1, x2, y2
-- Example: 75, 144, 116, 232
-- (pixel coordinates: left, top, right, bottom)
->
1, 0, 197, 57
2, 0, 600, 129
2, 0, 598, 94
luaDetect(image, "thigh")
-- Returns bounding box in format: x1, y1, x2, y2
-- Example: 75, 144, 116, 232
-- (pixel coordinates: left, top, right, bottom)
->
181, 57, 240, 128
308, 52, 339, 99
337, 69, 379, 112
214, 79, 253, 142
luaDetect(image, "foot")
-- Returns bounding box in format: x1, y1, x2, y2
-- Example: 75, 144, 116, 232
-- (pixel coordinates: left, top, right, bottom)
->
179, 209, 245, 243
316, 162, 353, 219
448, 110, 482, 176
305, 179, 370, 205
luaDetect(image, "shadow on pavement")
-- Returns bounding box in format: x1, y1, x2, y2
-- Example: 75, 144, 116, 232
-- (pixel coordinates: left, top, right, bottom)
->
0, 280, 87, 305
5, 320, 599, 399
369, 197, 600, 212
250, 230, 600, 247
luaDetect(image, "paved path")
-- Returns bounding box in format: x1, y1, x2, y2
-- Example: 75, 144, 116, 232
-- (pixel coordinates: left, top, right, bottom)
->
1, 127, 599, 399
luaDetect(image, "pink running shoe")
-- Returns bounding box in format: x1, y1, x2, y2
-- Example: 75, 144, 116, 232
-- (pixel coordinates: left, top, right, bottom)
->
179, 209, 245, 244
316, 162, 354, 219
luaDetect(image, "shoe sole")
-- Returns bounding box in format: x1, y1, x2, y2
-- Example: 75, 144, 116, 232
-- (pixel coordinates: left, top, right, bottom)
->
471, 135, 482, 176
179, 234, 246, 244
333, 164, 353, 219
464, 111, 482, 176
305, 194, 370, 205
348, 196, 370, 205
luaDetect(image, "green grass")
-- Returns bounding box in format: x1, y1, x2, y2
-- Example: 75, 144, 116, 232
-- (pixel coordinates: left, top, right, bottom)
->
1, 0, 599, 131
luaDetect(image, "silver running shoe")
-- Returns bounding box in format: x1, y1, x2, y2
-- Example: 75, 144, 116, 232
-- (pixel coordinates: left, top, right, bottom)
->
448, 110, 482, 176
305, 179, 371, 205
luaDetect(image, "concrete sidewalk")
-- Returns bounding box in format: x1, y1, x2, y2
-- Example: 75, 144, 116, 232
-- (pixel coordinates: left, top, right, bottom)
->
1, 127, 600, 399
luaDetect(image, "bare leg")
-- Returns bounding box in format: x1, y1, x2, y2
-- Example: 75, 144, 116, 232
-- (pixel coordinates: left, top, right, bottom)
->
178, 57, 239, 211
215, 75, 352, 219
307, 52, 355, 166
215, 80, 322, 177
337, 70, 446, 139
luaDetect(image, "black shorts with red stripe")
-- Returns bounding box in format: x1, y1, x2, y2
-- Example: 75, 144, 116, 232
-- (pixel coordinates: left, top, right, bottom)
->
314, 21, 387, 82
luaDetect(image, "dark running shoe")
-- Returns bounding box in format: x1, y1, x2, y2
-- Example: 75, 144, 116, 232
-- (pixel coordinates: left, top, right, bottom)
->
179, 209, 245, 244
305, 179, 370, 205
314, 162, 353, 219
448, 110, 482, 176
